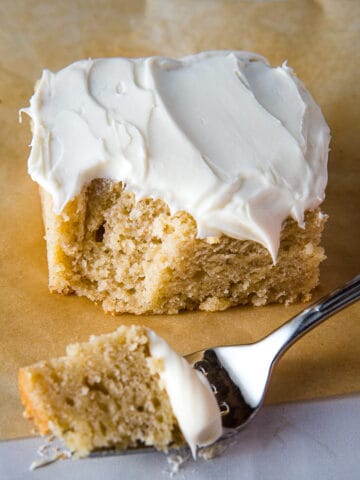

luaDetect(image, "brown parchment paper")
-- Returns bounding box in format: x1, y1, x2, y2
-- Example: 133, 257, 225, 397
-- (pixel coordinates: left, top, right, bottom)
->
1, 0, 359, 440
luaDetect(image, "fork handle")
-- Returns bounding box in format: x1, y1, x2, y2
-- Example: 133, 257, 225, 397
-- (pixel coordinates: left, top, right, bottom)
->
270, 274, 360, 362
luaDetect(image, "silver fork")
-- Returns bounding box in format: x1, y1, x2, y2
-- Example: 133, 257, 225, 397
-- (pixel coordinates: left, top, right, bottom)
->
186, 274, 360, 438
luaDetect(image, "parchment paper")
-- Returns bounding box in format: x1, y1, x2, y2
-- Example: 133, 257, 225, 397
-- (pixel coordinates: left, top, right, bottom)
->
1, 0, 359, 440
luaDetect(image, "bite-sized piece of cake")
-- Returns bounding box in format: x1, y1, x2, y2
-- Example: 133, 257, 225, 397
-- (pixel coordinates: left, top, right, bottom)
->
22, 51, 330, 314
18, 326, 222, 457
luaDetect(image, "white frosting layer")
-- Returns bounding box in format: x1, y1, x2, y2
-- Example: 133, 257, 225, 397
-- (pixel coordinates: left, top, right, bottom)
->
22, 51, 330, 260
147, 329, 222, 457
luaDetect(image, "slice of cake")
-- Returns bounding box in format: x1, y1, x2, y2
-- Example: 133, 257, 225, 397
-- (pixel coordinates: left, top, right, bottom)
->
18, 325, 222, 457
21, 51, 330, 314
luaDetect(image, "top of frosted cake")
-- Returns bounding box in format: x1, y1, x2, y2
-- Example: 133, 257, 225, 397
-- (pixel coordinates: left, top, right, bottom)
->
22, 51, 330, 260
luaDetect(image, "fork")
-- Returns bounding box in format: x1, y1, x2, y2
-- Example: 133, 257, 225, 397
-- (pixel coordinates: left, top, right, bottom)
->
186, 274, 360, 438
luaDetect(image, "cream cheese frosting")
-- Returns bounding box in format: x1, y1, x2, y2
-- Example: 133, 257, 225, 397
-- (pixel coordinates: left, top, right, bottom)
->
147, 329, 222, 457
21, 51, 330, 261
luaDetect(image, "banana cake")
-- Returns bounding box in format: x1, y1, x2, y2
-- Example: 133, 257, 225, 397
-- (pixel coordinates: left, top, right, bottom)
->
21, 51, 330, 314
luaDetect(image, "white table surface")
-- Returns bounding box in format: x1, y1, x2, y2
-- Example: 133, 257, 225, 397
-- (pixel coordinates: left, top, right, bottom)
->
1, 394, 359, 480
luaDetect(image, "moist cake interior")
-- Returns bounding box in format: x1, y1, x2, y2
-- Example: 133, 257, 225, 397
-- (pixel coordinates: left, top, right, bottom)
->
18, 326, 183, 456
41, 178, 326, 315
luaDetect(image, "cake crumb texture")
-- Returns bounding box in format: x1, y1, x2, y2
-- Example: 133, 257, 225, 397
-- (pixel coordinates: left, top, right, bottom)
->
18, 326, 182, 456
41, 179, 326, 314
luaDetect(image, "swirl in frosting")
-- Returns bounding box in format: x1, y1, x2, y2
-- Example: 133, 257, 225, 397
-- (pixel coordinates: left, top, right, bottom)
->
22, 51, 330, 261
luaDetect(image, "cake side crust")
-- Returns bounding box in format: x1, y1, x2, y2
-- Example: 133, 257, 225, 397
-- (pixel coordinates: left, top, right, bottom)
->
18, 367, 51, 435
